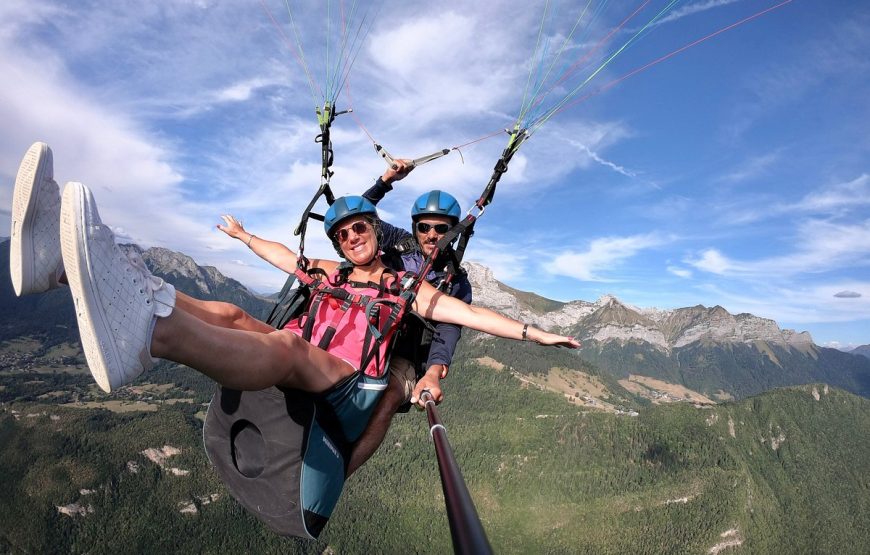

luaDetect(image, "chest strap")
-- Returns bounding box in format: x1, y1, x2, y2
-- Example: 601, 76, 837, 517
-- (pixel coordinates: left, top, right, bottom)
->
292, 266, 416, 378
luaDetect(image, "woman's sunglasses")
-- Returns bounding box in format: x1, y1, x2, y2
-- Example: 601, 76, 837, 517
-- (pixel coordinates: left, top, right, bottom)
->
335, 221, 370, 243
416, 222, 451, 234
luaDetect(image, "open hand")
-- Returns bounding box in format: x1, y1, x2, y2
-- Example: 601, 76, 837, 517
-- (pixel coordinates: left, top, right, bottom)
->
217, 214, 247, 241
534, 331, 581, 349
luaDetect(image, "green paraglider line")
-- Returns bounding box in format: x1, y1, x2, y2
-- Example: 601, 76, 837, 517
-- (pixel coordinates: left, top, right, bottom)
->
521, 0, 619, 126
259, 0, 321, 104
263, 0, 384, 109
332, 0, 387, 106
517, 0, 553, 127
524, 0, 656, 126
545, 0, 796, 123
528, 0, 683, 133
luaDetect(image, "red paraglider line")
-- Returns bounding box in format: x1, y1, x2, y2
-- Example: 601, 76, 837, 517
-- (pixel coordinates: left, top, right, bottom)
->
258, 0, 323, 100
548, 0, 795, 121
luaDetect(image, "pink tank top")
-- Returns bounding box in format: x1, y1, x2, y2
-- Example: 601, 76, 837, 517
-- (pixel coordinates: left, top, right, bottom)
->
283, 270, 406, 377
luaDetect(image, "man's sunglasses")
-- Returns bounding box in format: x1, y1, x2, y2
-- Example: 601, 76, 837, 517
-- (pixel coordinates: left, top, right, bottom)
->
416, 222, 451, 234
335, 221, 370, 243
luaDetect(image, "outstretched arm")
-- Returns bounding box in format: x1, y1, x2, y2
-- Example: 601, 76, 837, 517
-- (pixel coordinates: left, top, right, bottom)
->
414, 280, 579, 348
216, 215, 338, 275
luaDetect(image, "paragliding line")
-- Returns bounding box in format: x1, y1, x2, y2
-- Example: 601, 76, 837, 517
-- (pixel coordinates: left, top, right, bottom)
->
548, 0, 795, 121
420, 391, 493, 555
524, 0, 654, 123
259, 0, 321, 103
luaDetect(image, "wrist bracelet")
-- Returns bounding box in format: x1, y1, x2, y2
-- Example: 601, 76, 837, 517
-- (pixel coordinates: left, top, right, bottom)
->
522, 324, 529, 341
246, 234, 255, 247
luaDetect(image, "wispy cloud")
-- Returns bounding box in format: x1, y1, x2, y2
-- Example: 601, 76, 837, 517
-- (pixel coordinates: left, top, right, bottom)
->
625, 0, 742, 33
667, 265, 693, 278
781, 174, 870, 215
716, 151, 781, 184
548, 232, 670, 281
696, 280, 870, 326
687, 219, 870, 277
656, 0, 743, 27
724, 8, 870, 140
569, 141, 637, 178
466, 238, 529, 282
712, 173, 870, 227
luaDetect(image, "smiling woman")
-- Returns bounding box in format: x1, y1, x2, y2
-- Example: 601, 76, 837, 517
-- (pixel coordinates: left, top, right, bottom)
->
8, 142, 578, 537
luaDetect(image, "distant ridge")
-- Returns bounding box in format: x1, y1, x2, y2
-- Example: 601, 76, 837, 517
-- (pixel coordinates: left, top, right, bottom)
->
851, 345, 870, 359
463, 261, 870, 400
464, 261, 813, 350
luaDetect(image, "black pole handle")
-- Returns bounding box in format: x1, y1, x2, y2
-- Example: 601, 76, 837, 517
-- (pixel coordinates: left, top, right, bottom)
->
420, 391, 493, 555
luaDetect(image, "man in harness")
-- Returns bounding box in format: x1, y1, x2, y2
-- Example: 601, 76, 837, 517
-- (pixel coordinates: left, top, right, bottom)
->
345, 161, 473, 475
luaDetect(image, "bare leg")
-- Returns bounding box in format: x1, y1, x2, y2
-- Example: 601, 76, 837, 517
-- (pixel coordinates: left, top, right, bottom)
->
57, 270, 271, 334
346, 374, 406, 476
175, 291, 274, 333
150, 309, 354, 392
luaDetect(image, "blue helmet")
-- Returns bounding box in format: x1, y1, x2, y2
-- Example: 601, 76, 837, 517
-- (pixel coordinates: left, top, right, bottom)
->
323, 195, 378, 237
411, 190, 461, 224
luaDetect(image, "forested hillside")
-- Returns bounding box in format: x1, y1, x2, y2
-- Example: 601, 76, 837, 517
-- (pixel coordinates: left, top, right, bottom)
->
2, 353, 869, 554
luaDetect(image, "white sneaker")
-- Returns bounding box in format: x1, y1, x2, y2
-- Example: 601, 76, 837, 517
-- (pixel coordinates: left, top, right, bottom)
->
60, 182, 176, 393
9, 142, 63, 296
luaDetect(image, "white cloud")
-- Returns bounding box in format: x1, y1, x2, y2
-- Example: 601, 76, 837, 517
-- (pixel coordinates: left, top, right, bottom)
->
568, 141, 637, 178
688, 249, 734, 275
654, 0, 742, 27
783, 174, 870, 215
366, 10, 522, 127
466, 238, 529, 283
548, 233, 669, 281
717, 151, 780, 184
667, 265, 692, 278
688, 219, 870, 278
822, 341, 858, 351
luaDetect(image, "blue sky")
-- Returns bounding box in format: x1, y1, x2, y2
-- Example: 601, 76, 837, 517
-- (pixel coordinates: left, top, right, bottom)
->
0, 0, 867, 349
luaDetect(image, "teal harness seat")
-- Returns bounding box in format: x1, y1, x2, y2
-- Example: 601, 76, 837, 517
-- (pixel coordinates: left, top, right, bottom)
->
203, 267, 410, 538
203, 372, 387, 538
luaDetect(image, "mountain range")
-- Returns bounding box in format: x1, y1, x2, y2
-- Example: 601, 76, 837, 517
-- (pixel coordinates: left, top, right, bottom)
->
465, 262, 815, 349
2, 240, 869, 403
462, 262, 870, 400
